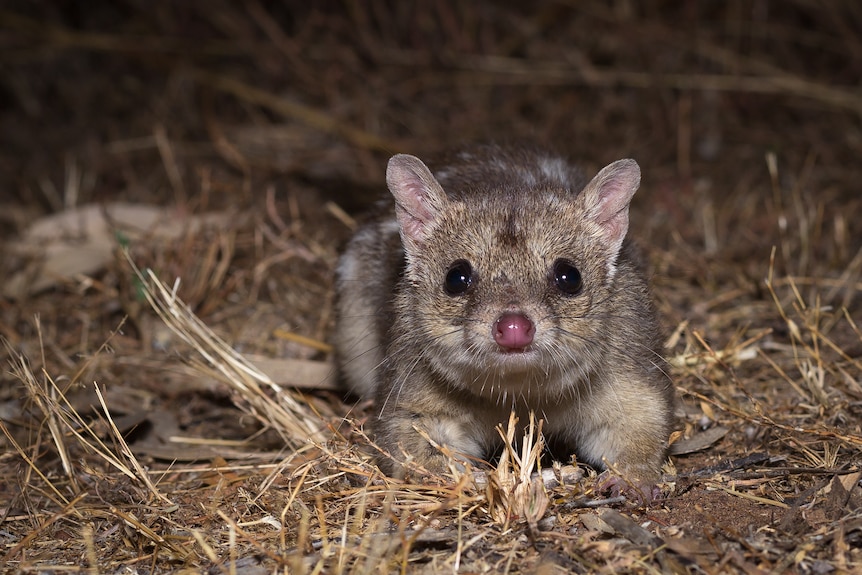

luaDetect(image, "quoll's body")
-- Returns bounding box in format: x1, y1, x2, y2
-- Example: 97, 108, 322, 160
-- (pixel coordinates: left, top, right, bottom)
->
334, 145, 674, 494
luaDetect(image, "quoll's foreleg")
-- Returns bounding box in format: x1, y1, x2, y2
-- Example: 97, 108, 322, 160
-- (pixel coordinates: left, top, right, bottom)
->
373, 408, 485, 476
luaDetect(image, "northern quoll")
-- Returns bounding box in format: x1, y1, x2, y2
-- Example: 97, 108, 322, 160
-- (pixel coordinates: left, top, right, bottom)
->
334, 144, 674, 501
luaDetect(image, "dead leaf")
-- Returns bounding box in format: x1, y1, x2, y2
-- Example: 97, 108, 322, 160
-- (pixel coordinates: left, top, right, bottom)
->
3, 202, 230, 298
669, 426, 729, 455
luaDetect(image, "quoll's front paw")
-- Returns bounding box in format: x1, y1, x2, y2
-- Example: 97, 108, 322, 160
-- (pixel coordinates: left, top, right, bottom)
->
378, 442, 472, 481
596, 471, 662, 506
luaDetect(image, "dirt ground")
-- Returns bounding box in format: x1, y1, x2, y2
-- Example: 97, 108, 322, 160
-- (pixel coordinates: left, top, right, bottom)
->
1, 2, 861, 574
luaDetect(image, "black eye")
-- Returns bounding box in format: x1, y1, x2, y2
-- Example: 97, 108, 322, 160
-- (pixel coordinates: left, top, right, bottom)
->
444, 260, 473, 295
553, 259, 582, 296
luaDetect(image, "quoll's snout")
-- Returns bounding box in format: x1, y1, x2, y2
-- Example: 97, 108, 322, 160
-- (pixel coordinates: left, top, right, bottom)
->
493, 312, 535, 350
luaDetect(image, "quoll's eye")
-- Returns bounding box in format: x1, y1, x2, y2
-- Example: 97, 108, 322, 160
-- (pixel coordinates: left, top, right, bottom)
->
552, 259, 583, 296
444, 260, 473, 295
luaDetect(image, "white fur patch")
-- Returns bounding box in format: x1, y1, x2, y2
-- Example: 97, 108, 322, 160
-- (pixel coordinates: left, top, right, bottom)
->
427, 419, 483, 458
538, 156, 570, 184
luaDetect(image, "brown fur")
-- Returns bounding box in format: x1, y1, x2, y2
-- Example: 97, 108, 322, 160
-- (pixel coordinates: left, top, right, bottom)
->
334, 144, 675, 487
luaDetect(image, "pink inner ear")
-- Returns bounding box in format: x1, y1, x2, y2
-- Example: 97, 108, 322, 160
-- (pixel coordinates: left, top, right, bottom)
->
392, 173, 435, 227
585, 159, 641, 249
387, 154, 446, 246
600, 209, 629, 248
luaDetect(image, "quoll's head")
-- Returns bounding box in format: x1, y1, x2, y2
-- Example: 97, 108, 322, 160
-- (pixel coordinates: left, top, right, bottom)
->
386, 153, 641, 397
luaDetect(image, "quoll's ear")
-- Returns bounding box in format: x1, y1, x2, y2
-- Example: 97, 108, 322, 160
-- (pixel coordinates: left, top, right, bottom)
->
580, 158, 641, 257
386, 154, 448, 252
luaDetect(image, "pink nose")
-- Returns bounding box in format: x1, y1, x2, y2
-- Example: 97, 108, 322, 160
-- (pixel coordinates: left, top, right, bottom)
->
494, 312, 535, 350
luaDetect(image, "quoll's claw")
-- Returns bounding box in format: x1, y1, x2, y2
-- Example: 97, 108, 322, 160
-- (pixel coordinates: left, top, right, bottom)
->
597, 472, 661, 506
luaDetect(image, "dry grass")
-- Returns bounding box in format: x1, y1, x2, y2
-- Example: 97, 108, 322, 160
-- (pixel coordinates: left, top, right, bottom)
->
1, 1, 861, 573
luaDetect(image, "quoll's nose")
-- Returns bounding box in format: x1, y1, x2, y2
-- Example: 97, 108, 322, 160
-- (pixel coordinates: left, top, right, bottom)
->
494, 312, 535, 350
